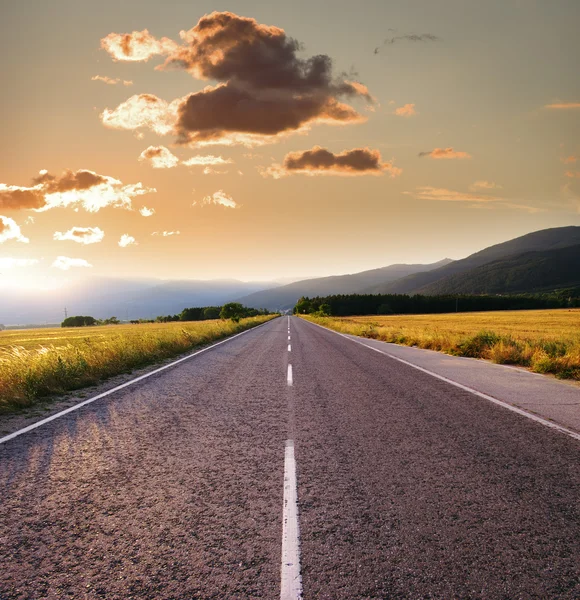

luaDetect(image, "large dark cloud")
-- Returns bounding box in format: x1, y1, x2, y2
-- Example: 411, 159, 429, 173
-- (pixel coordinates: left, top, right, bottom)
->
262, 146, 402, 178
162, 12, 369, 98
175, 83, 361, 144
101, 12, 372, 145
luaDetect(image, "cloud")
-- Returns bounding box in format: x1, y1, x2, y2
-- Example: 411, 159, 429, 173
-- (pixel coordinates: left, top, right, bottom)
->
469, 180, 502, 191
407, 187, 502, 203
0, 257, 39, 269
152, 230, 180, 236
501, 202, 546, 214
101, 12, 373, 146
91, 75, 133, 86
394, 103, 416, 117
101, 94, 179, 135
0, 169, 155, 212
139, 145, 180, 168
51, 256, 92, 270
0, 216, 29, 243
565, 171, 580, 178
262, 146, 402, 178
375, 33, 439, 54
118, 234, 137, 247
418, 147, 472, 159
407, 189, 540, 212
53, 226, 105, 244
196, 190, 238, 209
544, 102, 580, 110
139, 206, 155, 217
101, 29, 178, 62
562, 155, 577, 164
182, 155, 233, 167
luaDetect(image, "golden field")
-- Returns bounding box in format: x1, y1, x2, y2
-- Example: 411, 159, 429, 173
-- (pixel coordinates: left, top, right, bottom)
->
0, 316, 276, 413
302, 309, 580, 380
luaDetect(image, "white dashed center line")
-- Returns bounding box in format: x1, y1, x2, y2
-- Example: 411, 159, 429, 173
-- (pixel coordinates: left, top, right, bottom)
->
287, 364, 293, 386
280, 440, 303, 599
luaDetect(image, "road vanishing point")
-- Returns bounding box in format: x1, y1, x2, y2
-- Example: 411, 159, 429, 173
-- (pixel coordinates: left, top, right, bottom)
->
2, 316, 580, 599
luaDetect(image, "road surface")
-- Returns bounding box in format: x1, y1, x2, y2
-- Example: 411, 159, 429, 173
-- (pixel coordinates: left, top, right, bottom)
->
1, 316, 580, 599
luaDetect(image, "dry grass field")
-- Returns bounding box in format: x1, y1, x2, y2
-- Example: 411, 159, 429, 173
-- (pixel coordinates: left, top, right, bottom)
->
303, 309, 580, 380
0, 316, 276, 412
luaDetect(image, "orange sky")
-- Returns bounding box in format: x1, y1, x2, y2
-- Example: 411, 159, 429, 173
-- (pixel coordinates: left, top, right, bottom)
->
1, 0, 579, 289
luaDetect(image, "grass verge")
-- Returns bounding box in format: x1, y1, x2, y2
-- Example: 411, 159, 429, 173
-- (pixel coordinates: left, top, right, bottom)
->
0, 316, 276, 413
301, 310, 580, 381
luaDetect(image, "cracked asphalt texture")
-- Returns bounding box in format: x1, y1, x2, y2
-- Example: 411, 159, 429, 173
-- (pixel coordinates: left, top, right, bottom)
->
2, 316, 580, 599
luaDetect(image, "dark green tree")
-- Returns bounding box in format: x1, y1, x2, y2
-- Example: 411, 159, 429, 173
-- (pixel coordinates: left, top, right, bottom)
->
202, 306, 221, 320
62, 315, 97, 327
220, 302, 248, 322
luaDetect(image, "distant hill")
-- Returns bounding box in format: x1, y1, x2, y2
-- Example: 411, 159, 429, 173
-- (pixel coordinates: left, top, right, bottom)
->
367, 226, 580, 295
0, 278, 280, 325
236, 259, 453, 310
417, 244, 580, 295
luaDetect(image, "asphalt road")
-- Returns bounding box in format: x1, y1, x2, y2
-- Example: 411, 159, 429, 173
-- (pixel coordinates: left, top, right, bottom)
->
2, 316, 580, 599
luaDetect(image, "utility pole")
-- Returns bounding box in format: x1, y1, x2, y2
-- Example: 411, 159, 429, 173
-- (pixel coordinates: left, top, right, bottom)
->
64, 307, 68, 319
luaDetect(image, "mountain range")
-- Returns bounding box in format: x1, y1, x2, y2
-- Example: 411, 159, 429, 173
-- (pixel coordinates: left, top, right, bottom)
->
237, 226, 580, 309
1, 226, 578, 324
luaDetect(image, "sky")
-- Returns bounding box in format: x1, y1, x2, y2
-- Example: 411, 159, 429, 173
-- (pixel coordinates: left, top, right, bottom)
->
1, 0, 579, 289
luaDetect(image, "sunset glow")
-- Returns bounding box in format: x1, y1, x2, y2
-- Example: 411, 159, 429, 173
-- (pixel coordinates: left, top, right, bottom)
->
1, 1, 579, 292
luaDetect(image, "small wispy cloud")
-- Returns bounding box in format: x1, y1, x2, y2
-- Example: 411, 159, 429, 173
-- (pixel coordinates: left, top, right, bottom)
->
0, 216, 29, 244
562, 155, 577, 164
54, 226, 105, 245
118, 234, 137, 247
501, 202, 546, 214
393, 103, 416, 117
152, 230, 180, 236
418, 147, 472, 159
139, 146, 180, 169
406, 186, 544, 212
0, 257, 39, 269
406, 186, 501, 203
101, 29, 178, 62
91, 75, 133, 86
182, 155, 233, 167
51, 256, 92, 270
375, 33, 440, 54
469, 180, 502, 191
139, 206, 155, 217
545, 102, 580, 110
195, 190, 238, 209
565, 171, 580, 179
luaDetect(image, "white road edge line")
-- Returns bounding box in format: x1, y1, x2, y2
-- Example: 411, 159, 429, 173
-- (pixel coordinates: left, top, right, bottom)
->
0, 319, 276, 446
304, 319, 580, 443
280, 439, 303, 600
287, 364, 293, 386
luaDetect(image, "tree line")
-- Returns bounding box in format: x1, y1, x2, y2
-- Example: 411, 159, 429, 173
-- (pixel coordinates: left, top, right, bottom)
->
61, 303, 272, 327
293, 292, 580, 317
